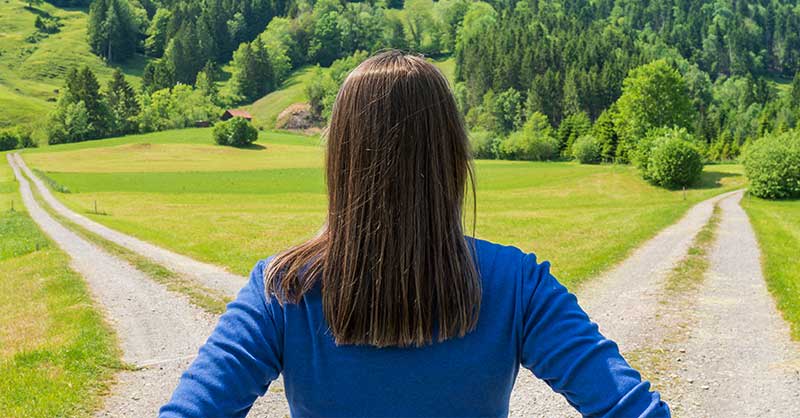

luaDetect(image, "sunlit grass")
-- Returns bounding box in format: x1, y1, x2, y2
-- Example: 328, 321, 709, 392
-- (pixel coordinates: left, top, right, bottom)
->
25, 129, 745, 287
743, 196, 800, 340
0, 152, 119, 417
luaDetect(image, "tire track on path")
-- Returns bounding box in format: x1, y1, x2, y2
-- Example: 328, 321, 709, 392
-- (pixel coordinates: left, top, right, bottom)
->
9, 154, 287, 417
677, 191, 800, 417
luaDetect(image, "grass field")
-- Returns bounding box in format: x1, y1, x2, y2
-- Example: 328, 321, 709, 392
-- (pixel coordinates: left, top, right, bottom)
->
0, 152, 119, 417
23, 129, 745, 287
743, 197, 800, 340
0, 1, 144, 136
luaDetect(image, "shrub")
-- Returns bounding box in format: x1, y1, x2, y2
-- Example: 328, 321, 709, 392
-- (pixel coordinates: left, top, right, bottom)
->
647, 137, 704, 188
213, 117, 258, 147
497, 112, 559, 161
572, 135, 601, 164
0, 130, 18, 151
469, 130, 498, 159
15, 128, 37, 148
499, 131, 559, 161
744, 132, 800, 199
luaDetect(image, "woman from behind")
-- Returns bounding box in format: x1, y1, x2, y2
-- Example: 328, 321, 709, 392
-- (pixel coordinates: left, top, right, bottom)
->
160, 50, 670, 418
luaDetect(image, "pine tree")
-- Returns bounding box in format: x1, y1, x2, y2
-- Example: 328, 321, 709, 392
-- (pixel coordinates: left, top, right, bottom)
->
87, 0, 138, 63
106, 68, 140, 135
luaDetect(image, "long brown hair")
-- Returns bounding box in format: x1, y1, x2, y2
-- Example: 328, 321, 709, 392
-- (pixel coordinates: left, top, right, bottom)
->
264, 50, 480, 348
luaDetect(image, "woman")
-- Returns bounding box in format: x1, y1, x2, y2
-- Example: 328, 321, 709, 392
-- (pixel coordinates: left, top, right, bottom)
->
160, 50, 670, 417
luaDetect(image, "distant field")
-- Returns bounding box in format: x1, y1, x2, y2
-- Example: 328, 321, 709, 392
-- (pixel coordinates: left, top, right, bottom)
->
24, 129, 745, 287
0, 1, 144, 135
743, 197, 800, 340
0, 152, 119, 417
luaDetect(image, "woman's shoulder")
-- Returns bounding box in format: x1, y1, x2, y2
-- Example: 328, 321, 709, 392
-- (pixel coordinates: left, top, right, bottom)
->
468, 237, 544, 273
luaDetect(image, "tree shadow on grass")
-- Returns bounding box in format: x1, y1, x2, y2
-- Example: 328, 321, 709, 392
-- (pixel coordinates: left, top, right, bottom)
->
695, 170, 743, 190
234, 143, 266, 151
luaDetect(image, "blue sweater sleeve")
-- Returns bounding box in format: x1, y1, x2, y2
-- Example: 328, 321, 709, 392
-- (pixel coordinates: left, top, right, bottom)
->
159, 260, 283, 418
519, 254, 671, 418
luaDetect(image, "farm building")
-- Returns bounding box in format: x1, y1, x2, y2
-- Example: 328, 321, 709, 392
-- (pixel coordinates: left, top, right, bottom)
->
221, 109, 253, 121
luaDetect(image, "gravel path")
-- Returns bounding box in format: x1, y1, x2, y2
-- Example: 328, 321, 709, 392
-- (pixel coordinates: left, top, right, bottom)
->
14, 154, 246, 297
508, 190, 740, 417
9, 154, 287, 417
676, 192, 800, 417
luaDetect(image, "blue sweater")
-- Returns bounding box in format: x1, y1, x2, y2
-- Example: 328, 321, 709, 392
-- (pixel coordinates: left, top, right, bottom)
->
160, 238, 670, 417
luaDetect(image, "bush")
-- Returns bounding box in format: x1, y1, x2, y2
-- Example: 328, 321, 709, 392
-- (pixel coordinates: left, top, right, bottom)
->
498, 131, 559, 161
497, 111, 559, 161
0, 130, 18, 151
744, 132, 800, 199
647, 138, 704, 188
572, 135, 601, 164
469, 130, 498, 159
213, 117, 258, 147
15, 128, 37, 148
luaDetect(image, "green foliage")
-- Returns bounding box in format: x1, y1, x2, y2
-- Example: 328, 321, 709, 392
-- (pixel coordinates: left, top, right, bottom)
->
707, 131, 740, 161
615, 60, 694, 156
230, 38, 276, 103
557, 112, 591, 156
635, 128, 703, 188
498, 112, 559, 161
87, 0, 139, 63
144, 8, 171, 58
0, 130, 18, 151
744, 132, 800, 199
593, 107, 619, 162
648, 138, 704, 189
47, 67, 110, 144
0, 127, 36, 151
137, 85, 220, 133
572, 135, 602, 165
34, 15, 61, 34
468, 130, 498, 159
105, 69, 139, 136
306, 51, 369, 121
47, 100, 92, 145
213, 117, 258, 147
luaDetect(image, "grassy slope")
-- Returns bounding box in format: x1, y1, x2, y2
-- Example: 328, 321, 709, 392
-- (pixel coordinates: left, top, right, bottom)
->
246, 57, 455, 130
0, 152, 119, 417
23, 129, 745, 287
0, 1, 144, 135
742, 197, 800, 340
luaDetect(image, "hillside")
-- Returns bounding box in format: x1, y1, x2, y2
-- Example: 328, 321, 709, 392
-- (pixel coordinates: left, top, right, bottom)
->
0, 1, 144, 132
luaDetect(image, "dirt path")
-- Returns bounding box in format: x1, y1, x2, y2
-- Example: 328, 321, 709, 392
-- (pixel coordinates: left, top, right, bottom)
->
14, 154, 246, 297
508, 190, 740, 417
677, 192, 800, 417
9, 154, 287, 417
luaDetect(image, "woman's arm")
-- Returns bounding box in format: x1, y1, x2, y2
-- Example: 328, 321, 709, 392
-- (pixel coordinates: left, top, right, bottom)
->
160, 259, 283, 418
519, 254, 670, 417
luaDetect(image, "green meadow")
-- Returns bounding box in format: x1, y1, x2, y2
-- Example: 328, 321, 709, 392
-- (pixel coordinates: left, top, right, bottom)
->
743, 197, 800, 339
0, 1, 143, 134
23, 129, 745, 287
0, 153, 119, 417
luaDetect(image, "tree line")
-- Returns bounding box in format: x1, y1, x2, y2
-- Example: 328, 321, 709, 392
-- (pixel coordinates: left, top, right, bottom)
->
46, 66, 219, 144
453, 0, 800, 164
87, 0, 466, 104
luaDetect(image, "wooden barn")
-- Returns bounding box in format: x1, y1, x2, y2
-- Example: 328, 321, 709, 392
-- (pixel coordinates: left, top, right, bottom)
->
221, 109, 253, 121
